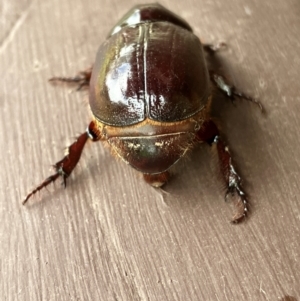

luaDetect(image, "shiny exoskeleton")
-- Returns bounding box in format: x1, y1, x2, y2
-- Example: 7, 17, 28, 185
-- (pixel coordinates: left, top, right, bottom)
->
23, 3, 262, 223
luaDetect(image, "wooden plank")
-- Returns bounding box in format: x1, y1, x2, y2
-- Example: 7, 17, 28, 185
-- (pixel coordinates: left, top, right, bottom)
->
1, 0, 299, 300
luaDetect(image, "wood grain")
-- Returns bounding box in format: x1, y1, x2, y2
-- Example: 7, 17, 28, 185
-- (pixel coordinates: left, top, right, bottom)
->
1, 0, 299, 300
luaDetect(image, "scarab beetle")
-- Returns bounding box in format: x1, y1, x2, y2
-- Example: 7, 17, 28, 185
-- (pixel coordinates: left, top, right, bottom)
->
23, 3, 262, 223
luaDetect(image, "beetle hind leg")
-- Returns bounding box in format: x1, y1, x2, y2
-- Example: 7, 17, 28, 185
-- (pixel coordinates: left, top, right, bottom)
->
22, 121, 100, 205
49, 67, 92, 90
196, 119, 249, 223
22, 132, 89, 205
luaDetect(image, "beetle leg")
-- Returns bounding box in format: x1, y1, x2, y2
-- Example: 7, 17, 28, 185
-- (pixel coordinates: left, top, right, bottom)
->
196, 119, 248, 223
209, 71, 263, 111
22, 121, 100, 205
203, 42, 226, 54
49, 67, 92, 90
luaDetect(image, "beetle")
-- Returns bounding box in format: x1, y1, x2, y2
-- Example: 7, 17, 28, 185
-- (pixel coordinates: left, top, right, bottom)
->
23, 3, 262, 223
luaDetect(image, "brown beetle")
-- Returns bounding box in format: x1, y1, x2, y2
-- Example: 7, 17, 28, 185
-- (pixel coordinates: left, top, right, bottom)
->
23, 3, 262, 223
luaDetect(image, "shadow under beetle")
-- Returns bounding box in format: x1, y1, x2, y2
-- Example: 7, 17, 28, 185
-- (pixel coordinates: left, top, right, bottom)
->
23, 3, 262, 223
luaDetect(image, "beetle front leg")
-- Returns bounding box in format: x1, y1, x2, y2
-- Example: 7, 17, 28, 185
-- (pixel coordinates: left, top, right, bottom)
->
209, 71, 263, 111
49, 67, 92, 90
22, 120, 100, 205
196, 119, 248, 223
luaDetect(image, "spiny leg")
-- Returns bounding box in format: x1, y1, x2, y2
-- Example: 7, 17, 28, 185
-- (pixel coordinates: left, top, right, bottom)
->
209, 71, 263, 111
196, 119, 248, 223
203, 40, 263, 111
49, 67, 92, 90
23, 120, 100, 205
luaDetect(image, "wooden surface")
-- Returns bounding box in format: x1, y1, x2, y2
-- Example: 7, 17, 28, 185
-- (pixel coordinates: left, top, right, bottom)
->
1, 0, 299, 300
